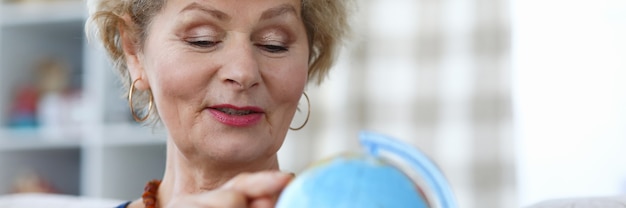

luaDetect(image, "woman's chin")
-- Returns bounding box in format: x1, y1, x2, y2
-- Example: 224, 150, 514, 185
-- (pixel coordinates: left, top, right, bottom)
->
197, 138, 277, 164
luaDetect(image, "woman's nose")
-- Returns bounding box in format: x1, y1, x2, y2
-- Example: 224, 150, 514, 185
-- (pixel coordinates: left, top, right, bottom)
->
220, 39, 261, 90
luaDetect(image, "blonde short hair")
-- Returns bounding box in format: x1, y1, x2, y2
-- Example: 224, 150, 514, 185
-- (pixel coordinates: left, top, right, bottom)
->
87, 0, 351, 90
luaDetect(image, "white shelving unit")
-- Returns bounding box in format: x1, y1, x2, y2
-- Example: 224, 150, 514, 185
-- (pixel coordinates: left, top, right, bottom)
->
0, 0, 166, 201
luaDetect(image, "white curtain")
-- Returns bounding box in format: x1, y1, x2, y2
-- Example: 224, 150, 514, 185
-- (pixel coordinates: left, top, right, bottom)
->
279, 0, 514, 207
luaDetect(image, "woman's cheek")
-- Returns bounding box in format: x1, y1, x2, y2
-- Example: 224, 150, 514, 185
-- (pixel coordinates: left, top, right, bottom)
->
151, 54, 207, 97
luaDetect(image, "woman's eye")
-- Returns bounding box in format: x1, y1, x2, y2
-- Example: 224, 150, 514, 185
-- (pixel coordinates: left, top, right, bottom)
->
186, 39, 219, 48
258, 44, 288, 53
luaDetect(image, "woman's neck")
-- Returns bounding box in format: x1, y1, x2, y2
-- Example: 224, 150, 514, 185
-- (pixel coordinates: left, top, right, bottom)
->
156, 139, 279, 207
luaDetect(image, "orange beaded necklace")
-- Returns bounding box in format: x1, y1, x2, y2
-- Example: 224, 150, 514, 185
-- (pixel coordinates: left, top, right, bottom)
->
142, 180, 161, 208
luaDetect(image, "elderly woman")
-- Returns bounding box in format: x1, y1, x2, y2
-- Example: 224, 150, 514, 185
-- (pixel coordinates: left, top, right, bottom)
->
87, 0, 350, 207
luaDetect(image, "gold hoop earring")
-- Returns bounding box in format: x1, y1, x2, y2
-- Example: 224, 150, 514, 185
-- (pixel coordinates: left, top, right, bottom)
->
290, 92, 310, 131
129, 78, 153, 122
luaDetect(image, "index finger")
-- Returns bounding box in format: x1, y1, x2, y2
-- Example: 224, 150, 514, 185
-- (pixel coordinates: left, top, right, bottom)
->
222, 171, 293, 198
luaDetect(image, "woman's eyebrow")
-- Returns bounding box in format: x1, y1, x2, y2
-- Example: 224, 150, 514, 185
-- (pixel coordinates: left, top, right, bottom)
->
260, 4, 299, 21
179, 2, 231, 22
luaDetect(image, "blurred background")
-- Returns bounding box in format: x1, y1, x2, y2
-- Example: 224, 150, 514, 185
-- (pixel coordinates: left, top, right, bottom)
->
0, 0, 624, 207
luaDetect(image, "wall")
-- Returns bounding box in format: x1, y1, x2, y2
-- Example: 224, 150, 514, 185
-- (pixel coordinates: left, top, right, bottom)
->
513, 0, 626, 206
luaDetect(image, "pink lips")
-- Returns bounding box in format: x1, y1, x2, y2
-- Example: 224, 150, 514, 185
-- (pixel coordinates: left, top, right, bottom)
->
207, 104, 264, 127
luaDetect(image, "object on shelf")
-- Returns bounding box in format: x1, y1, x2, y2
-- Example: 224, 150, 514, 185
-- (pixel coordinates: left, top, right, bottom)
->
276, 131, 458, 208
35, 58, 84, 140
37, 91, 84, 140
11, 170, 58, 194
37, 58, 70, 94
6, 58, 72, 129
7, 85, 39, 128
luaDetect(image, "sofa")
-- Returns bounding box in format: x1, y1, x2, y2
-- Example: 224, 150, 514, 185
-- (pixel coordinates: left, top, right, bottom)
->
1, 193, 626, 207
0, 193, 124, 208
527, 196, 626, 208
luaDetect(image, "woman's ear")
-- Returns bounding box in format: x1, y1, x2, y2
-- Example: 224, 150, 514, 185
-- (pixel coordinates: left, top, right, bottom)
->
120, 15, 150, 90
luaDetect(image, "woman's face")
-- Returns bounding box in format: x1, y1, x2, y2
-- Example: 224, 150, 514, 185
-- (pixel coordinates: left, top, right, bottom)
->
129, 0, 309, 163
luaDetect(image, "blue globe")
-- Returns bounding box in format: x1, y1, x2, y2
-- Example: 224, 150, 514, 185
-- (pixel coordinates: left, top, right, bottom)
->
276, 131, 457, 208
276, 155, 429, 208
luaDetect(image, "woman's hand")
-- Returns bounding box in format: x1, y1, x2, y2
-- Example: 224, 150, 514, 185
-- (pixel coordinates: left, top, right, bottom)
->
164, 171, 293, 208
